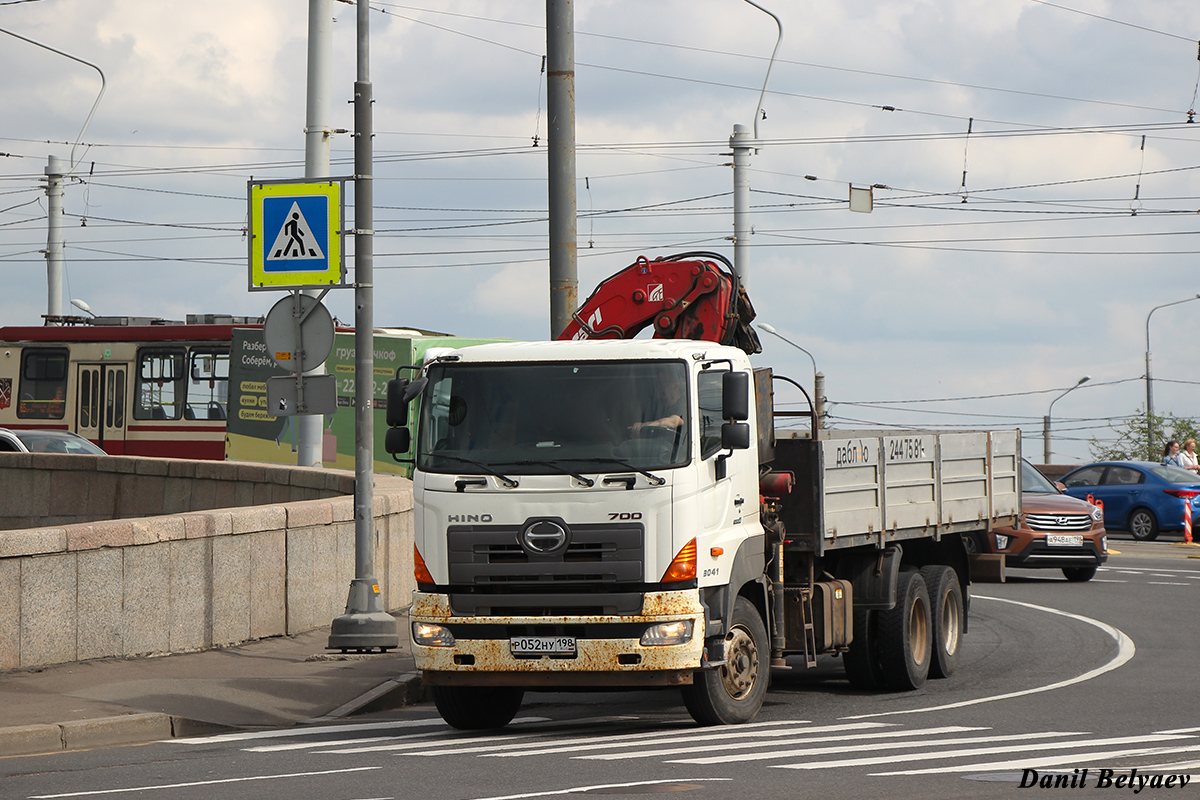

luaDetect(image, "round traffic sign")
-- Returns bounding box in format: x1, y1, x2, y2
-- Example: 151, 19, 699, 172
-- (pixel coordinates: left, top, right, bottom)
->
263, 293, 335, 372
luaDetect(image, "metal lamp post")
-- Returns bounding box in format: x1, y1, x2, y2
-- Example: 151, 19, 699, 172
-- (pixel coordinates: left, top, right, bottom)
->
1145, 294, 1200, 458
1042, 375, 1090, 464
757, 323, 824, 429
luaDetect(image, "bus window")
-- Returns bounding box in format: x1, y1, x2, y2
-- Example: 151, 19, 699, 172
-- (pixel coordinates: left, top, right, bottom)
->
187, 349, 229, 420
135, 349, 185, 420
17, 348, 67, 420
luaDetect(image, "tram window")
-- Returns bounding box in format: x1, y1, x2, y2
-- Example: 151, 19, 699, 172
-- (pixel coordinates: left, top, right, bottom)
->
17, 348, 67, 420
187, 349, 229, 420
134, 349, 185, 420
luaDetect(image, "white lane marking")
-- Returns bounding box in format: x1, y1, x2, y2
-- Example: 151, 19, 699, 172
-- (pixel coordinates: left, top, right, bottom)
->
875, 743, 1200, 775
1102, 567, 1200, 575
1157, 727, 1200, 734
1149, 581, 1191, 586
27, 767, 380, 798
322, 730, 554, 755
336, 718, 811, 757
247, 733, 431, 753
1092, 580, 1128, 583
406, 721, 872, 758
171, 718, 448, 744
569, 726, 987, 762
764, 734, 1194, 771
467, 778, 732, 800
665, 731, 1088, 766
841, 594, 1135, 720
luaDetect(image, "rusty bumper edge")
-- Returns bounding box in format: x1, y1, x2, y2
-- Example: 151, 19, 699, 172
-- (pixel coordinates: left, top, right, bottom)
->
422, 669, 694, 688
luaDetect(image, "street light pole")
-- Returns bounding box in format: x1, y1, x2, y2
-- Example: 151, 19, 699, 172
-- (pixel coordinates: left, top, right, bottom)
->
1042, 375, 1090, 464
757, 323, 823, 428
1145, 294, 1200, 457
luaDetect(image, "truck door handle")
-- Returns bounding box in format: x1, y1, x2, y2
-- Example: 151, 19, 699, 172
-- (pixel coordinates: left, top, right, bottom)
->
734, 496, 745, 506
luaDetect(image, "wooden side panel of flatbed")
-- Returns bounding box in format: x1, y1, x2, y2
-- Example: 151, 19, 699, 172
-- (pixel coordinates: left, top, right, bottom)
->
770, 430, 1020, 556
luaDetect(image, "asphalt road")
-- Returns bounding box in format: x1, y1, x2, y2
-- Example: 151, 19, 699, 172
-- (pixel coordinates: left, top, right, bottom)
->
3, 540, 1198, 800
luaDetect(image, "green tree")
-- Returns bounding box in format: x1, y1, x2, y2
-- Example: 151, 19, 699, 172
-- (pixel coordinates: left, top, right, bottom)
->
1089, 406, 1200, 462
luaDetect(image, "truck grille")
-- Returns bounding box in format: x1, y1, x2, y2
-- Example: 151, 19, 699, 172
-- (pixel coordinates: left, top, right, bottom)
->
445, 522, 645, 616
1025, 513, 1092, 532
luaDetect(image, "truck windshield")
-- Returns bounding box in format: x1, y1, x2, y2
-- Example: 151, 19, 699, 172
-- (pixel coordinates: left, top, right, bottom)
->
416, 359, 690, 475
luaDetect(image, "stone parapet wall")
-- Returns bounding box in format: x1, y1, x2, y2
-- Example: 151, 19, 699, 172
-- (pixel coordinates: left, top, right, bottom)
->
0, 454, 413, 671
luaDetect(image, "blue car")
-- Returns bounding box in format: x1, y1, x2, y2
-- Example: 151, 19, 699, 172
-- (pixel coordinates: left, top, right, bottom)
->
1058, 461, 1200, 541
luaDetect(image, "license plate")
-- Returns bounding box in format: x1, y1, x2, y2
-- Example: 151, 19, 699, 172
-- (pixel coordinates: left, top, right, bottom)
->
1046, 534, 1083, 547
510, 636, 577, 656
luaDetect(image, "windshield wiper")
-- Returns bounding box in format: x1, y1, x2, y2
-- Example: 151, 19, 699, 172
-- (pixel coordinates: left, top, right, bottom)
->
424, 453, 519, 488
560, 457, 666, 486
494, 460, 595, 487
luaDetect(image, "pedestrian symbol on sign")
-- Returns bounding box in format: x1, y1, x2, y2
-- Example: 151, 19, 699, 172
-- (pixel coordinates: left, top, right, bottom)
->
267, 201, 326, 264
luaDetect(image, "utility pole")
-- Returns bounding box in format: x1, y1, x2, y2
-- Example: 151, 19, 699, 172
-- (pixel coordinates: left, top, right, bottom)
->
297, 0, 333, 467
328, 0, 398, 652
546, 0, 577, 338
730, 124, 753, 289
44, 155, 65, 321
728, 1, 781, 289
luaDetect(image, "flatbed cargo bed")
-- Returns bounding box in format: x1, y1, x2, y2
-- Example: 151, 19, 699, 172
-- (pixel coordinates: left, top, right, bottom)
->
770, 429, 1020, 556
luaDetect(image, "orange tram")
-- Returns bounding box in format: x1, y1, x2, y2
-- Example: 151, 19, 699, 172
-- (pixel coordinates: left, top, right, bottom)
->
0, 315, 259, 459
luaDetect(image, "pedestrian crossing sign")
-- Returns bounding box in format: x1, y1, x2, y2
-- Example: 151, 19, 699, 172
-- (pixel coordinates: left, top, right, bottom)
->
248, 179, 344, 290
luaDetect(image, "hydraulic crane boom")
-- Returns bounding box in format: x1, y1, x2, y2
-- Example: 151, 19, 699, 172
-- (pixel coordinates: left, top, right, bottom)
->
556, 251, 762, 354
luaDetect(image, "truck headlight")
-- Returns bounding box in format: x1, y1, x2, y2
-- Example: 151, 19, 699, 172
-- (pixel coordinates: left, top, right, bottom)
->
640, 620, 693, 646
412, 621, 455, 647
994, 533, 1011, 550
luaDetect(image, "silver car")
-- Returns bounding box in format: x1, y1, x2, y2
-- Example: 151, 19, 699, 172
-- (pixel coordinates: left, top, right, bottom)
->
0, 428, 106, 455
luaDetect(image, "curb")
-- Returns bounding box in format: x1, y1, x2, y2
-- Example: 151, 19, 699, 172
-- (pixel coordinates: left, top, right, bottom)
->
0, 674, 427, 758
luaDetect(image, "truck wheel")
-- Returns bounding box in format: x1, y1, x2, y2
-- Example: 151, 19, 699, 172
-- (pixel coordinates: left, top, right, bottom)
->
919, 565, 962, 679
430, 686, 524, 730
1128, 508, 1159, 541
843, 608, 885, 689
1062, 565, 1097, 582
681, 596, 769, 725
877, 568, 932, 690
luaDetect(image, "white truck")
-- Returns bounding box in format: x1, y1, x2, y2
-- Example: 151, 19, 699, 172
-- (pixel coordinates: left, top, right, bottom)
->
384, 332, 1020, 729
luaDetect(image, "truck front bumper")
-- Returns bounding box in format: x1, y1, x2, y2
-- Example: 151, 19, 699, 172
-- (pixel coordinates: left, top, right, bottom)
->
409, 590, 707, 687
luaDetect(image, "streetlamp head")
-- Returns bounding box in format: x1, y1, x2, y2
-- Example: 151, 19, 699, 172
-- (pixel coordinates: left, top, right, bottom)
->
757, 322, 777, 335
1077, 375, 1091, 386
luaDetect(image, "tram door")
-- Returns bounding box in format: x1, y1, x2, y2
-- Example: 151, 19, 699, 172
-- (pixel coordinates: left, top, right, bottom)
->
76, 363, 128, 453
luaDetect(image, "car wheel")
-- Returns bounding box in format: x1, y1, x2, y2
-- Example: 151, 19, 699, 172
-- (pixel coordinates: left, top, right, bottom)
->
1062, 566, 1097, 582
1128, 508, 1159, 541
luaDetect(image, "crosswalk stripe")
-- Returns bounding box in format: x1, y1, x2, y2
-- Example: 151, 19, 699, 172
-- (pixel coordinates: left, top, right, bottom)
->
875, 742, 1200, 775
764, 734, 1195, 771
406, 721, 885, 759
665, 730, 1089, 766
570, 726, 989, 762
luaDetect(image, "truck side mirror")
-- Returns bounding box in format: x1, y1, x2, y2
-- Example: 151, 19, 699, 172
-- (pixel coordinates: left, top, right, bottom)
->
722, 422, 750, 450
722, 371, 749, 421
385, 376, 427, 427
385, 378, 410, 427
384, 426, 411, 456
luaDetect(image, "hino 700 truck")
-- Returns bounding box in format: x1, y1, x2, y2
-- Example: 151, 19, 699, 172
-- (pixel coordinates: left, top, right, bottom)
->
383, 253, 1020, 729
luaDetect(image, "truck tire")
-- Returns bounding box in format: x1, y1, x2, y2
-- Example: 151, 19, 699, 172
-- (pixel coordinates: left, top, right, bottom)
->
843, 608, 885, 690
877, 568, 932, 690
681, 596, 769, 725
430, 686, 524, 730
919, 565, 962, 679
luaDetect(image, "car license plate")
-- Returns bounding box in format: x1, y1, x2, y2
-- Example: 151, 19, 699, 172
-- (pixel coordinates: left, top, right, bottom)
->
510, 636, 577, 656
1046, 534, 1083, 547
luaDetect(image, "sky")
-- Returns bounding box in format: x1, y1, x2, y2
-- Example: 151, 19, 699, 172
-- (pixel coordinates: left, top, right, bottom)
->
2, 0, 1200, 463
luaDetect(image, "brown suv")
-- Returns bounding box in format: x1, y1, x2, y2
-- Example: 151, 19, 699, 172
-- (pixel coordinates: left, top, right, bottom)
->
966, 460, 1107, 581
